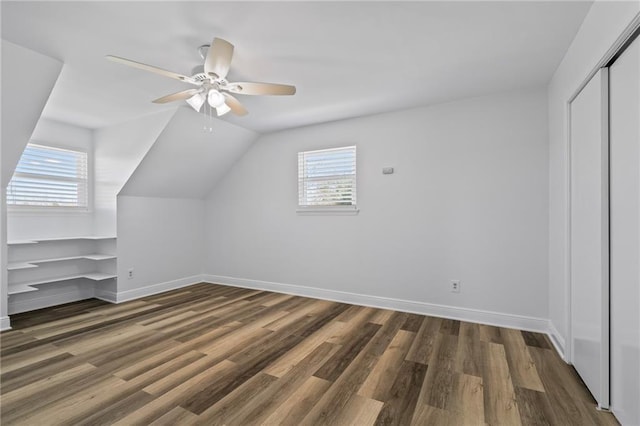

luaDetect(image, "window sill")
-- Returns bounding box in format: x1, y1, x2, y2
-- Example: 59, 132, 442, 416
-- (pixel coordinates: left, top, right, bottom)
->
7, 207, 91, 216
296, 207, 359, 216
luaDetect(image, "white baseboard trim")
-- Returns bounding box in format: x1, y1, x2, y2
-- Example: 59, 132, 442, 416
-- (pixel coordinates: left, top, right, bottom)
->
547, 320, 567, 361
8, 290, 95, 315
0, 316, 11, 331
98, 275, 204, 304
202, 274, 550, 334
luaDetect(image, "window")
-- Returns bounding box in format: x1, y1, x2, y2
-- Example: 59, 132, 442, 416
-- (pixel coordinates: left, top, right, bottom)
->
298, 145, 357, 211
7, 143, 89, 209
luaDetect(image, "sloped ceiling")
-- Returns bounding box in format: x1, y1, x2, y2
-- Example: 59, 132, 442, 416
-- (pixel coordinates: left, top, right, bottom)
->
1, 1, 592, 133
119, 107, 258, 198
1, 40, 63, 186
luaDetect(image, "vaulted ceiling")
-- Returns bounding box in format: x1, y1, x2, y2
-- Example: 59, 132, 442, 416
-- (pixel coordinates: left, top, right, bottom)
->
1, 1, 592, 133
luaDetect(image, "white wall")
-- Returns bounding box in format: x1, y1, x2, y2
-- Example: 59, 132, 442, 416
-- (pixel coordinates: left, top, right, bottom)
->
204, 88, 549, 323
1, 41, 63, 187
547, 1, 640, 353
93, 110, 176, 236
120, 107, 258, 198
7, 119, 94, 240
114, 195, 205, 301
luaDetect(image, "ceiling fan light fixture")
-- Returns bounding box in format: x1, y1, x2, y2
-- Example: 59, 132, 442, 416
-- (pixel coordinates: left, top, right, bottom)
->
207, 90, 226, 108
216, 103, 231, 116
186, 92, 206, 112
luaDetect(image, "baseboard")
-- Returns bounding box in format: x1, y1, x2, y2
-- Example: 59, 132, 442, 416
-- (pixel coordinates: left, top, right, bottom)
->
202, 274, 550, 334
0, 316, 11, 331
547, 320, 567, 361
99, 275, 204, 304
8, 289, 95, 315
94, 289, 118, 304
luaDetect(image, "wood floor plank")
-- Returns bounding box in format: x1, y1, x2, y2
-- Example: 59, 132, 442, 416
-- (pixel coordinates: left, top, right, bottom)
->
204, 342, 339, 425
501, 327, 545, 392
373, 360, 427, 426
521, 330, 552, 349
479, 324, 504, 344
415, 333, 458, 410
118, 360, 239, 425
482, 341, 522, 426
0, 284, 619, 426
447, 373, 485, 425
0, 351, 84, 394
358, 329, 415, 401
263, 320, 345, 378
514, 386, 557, 426
194, 372, 279, 425
405, 316, 442, 365
454, 321, 483, 377
411, 404, 453, 426
1, 343, 68, 373
401, 313, 424, 333
314, 322, 381, 382
336, 394, 385, 426
261, 376, 332, 426
528, 346, 614, 426
148, 406, 199, 426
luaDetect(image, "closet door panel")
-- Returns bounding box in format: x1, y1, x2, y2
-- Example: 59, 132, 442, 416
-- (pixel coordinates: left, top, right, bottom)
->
569, 68, 609, 408
609, 35, 640, 426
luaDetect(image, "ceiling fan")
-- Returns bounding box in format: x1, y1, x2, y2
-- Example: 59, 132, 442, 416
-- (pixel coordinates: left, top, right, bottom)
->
106, 37, 296, 117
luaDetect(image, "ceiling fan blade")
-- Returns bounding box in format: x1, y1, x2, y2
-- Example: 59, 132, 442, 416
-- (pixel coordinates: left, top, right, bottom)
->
106, 55, 197, 85
226, 81, 296, 96
222, 93, 248, 116
204, 38, 234, 80
152, 89, 201, 104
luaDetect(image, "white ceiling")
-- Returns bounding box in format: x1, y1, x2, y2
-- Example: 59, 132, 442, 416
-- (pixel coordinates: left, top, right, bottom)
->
1, 1, 592, 133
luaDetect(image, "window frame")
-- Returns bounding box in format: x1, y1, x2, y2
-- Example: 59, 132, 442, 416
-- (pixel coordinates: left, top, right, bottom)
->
6, 142, 90, 212
297, 145, 359, 215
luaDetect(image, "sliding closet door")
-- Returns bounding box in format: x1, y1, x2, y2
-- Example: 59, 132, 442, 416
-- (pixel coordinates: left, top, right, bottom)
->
609, 35, 640, 425
569, 68, 609, 408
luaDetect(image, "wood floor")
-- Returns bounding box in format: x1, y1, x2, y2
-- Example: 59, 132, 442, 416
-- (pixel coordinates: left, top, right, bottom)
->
1, 283, 618, 426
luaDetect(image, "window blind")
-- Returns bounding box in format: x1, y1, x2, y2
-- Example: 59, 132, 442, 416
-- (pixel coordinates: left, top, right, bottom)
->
298, 146, 356, 208
7, 144, 89, 208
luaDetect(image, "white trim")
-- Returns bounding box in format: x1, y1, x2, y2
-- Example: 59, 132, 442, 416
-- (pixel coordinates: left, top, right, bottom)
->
98, 275, 204, 304
202, 274, 550, 334
565, 97, 574, 364
296, 207, 359, 216
94, 289, 118, 304
548, 320, 567, 361
568, 12, 640, 103
0, 316, 11, 331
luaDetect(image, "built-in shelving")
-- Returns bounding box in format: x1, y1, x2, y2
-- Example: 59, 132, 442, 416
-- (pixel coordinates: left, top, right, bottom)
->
8, 272, 118, 295
7, 254, 117, 270
8, 236, 116, 245
7, 236, 117, 308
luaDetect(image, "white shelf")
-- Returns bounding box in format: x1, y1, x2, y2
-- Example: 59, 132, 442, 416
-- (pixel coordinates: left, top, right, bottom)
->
12, 273, 117, 289
7, 262, 39, 271
8, 236, 116, 245
84, 272, 118, 281
84, 254, 117, 261
7, 254, 116, 270
8, 284, 39, 295
7, 240, 39, 245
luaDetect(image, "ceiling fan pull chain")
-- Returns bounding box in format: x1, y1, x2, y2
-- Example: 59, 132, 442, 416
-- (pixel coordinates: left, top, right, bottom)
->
209, 102, 214, 132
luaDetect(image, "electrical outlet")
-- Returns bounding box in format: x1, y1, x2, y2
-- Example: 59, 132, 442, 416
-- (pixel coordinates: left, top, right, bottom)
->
451, 280, 461, 293
128, 268, 134, 279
